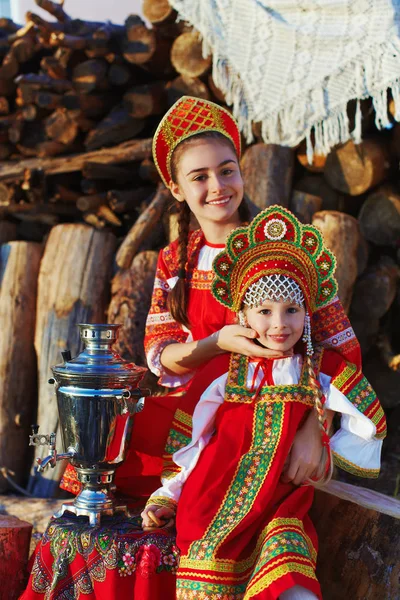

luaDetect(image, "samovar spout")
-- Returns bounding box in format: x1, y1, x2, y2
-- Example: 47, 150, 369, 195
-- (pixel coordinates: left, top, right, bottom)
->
30, 426, 76, 472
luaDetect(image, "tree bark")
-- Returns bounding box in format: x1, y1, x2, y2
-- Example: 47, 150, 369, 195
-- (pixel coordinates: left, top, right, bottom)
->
28, 224, 116, 497
0, 242, 43, 492
241, 143, 294, 209
312, 211, 360, 313
0, 515, 32, 600
108, 250, 158, 366
311, 480, 400, 600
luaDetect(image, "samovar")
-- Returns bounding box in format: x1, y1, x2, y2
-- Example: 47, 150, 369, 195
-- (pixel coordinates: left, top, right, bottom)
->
29, 323, 147, 525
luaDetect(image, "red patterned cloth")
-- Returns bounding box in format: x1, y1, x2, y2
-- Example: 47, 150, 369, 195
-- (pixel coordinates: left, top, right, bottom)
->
19, 513, 177, 600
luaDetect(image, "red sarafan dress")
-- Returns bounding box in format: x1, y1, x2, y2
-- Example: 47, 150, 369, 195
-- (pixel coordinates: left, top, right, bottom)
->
150, 350, 386, 600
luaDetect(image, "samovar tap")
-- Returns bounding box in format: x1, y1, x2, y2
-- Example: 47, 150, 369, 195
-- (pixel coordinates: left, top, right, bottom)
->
29, 426, 76, 472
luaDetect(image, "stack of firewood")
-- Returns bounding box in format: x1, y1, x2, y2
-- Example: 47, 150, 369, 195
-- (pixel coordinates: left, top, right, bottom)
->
0, 0, 399, 500
0, 0, 220, 237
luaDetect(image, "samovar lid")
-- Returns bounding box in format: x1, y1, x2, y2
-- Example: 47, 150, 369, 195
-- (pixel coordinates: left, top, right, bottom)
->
51, 324, 146, 385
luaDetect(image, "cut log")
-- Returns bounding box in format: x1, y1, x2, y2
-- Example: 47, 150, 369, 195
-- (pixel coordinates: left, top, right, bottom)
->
108, 250, 158, 366
108, 62, 132, 87
108, 186, 154, 213
358, 186, 400, 247
207, 75, 226, 103
171, 31, 211, 78
0, 51, 18, 79
28, 224, 116, 497
123, 15, 157, 65
0, 242, 43, 492
0, 514, 33, 599
10, 38, 36, 64
139, 158, 160, 184
324, 139, 389, 196
40, 55, 67, 80
143, 0, 176, 24
62, 91, 115, 118
44, 109, 79, 146
116, 184, 170, 269
76, 192, 107, 212
296, 141, 327, 173
165, 75, 210, 107
123, 82, 167, 118
0, 137, 153, 181
72, 58, 108, 94
290, 190, 322, 224
311, 480, 400, 600
312, 211, 360, 313
0, 144, 11, 161
0, 97, 9, 115
35, 0, 70, 23
241, 143, 294, 209
97, 204, 122, 226
82, 161, 133, 182
295, 175, 345, 211
84, 105, 145, 151
350, 256, 399, 321
0, 221, 17, 243
15, 73, 73, 94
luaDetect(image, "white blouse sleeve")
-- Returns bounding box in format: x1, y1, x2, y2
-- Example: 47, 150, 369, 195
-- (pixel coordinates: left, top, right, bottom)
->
319, 372, 382, 478
149, 371, 228, 503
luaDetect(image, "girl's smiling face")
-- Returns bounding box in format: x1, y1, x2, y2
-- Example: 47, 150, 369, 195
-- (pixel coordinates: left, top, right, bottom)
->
244, 300, 306, 354
169, 137, 244, 232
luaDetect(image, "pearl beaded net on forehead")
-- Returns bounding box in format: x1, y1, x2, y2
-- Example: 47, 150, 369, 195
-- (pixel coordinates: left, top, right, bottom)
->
242, 275, 304, 309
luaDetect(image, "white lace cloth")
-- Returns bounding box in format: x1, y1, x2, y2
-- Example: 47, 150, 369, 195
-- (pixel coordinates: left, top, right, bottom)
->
170, 0, 400, 159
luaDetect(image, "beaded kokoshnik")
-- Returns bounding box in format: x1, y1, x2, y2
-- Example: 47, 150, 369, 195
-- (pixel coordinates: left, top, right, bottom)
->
152, 96, 242, 187
211, 205, 338, 356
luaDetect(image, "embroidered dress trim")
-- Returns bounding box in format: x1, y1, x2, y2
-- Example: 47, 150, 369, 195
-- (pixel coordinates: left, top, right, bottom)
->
332, 451, 380, 478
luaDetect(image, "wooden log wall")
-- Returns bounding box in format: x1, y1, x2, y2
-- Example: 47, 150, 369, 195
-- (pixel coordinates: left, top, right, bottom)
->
0, 0, 398, 500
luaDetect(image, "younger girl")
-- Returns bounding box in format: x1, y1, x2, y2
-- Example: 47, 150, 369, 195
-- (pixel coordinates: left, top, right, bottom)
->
142, 206, 386, 599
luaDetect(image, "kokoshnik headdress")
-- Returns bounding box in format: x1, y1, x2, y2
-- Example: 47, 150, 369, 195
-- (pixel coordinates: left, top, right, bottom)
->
152, 96, 242, 187
211, 206, 338, 355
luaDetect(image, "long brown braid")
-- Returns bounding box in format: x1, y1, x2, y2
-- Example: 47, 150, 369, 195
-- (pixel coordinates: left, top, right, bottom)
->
305, 354, 333, 486
167, 130, 248, 328
167, 200, 191, 328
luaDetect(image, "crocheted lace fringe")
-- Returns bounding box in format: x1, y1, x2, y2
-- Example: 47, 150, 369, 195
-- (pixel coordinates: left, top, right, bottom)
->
169, 1, 400, 161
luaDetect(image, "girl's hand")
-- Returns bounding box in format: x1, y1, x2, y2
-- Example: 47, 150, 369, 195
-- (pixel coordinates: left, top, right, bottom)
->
281, 411, 323, 486
141, 504, 176, 530
216, 325, 293, 358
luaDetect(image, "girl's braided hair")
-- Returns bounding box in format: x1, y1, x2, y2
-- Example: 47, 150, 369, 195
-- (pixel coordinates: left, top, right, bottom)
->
168, 131, 250, 328
304, 354, 333, 486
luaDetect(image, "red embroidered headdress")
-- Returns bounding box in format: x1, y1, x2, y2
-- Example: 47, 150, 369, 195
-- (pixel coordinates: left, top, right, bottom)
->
212, 205, 338, 315
152, 96, 241, 187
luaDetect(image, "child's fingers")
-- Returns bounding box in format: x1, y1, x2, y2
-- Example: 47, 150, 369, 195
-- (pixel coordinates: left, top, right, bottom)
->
148, 510, 162, 526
